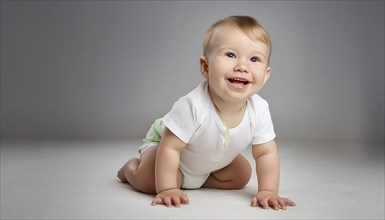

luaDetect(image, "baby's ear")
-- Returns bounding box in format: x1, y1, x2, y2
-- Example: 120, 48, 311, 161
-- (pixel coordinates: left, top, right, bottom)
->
263, 67, 271, 85
199, 56, 209, 79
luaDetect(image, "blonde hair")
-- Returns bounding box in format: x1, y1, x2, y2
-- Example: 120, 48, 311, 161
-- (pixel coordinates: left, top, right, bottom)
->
202, 15, 272, 65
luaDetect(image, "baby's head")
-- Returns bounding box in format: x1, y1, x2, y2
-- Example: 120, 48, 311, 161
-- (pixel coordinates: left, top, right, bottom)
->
202, 16, 272, 65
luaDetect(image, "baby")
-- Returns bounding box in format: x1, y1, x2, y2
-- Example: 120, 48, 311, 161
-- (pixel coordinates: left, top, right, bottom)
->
118, 15, 296, 210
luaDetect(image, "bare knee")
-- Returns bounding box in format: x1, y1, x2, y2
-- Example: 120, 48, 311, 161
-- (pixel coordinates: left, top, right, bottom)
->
204, 154, 252, 190
209, 166, 251, 189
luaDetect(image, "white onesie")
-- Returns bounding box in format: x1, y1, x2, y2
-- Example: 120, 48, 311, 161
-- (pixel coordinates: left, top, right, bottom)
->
139, 80, 276, 189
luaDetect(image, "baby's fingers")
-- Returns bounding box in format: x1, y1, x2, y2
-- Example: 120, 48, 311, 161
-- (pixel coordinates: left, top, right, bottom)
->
270, 199, 280, 210
151, 197, 163, 206
281, 197, 296, 207
151, 196, 172, 207
180, 194, 189, 205
251, 196, 269, 209
164, 197, 173, 207
278, 198, 287, 210
259, 198, 269, 209
151, 195, 189, 208
251, 196, 258, 207
171, 196, 181, 207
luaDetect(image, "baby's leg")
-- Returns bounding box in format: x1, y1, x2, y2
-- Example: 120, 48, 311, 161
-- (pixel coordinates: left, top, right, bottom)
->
117, 146, 183, 195
117, 146, 158, 194
202, 154, 252, 189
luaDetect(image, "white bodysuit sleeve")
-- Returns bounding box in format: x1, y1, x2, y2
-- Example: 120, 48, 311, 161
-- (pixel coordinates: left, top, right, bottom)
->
162, 97, 198, 144
251, 99, 276, 145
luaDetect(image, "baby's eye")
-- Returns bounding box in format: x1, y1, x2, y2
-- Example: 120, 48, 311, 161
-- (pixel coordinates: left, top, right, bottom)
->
225, 52, 236, 59
250, 56, 260, 63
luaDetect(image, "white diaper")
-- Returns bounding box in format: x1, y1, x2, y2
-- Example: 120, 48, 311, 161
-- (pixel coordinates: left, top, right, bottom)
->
138, 142, 158, 154
180, 169, 210, 189
139, 145, 209, 189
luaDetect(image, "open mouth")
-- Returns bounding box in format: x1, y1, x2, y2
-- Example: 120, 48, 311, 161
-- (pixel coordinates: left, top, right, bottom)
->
227, 77, 250, 86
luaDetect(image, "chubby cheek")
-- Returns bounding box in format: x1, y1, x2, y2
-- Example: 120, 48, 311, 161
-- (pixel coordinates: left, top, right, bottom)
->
255, 74, 265, 83
207, 65, 221, 79
212, 62, 231, 76
208, 73, 223, 87
253, 75, 267, 90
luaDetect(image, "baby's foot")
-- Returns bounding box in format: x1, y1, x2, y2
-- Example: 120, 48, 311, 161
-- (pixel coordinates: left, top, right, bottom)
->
117, 164, 128, 182
117, 158, 140, 183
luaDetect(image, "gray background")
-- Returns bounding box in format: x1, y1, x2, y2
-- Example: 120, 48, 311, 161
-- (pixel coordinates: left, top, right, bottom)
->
1, 1, 384, 142
1, 2, 384, 219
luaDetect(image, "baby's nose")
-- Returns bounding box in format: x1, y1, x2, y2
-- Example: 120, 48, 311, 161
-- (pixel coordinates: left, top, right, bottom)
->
234, 64, 248, 73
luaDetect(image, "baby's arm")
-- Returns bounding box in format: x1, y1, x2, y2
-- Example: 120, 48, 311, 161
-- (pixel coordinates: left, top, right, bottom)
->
251, 140, 296, 210
151, 127, 189, 207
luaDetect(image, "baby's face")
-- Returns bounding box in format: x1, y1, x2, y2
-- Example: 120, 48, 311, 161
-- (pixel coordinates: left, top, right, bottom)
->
200, 25, 271, 105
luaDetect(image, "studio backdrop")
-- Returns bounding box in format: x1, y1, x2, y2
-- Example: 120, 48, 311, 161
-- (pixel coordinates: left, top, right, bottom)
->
1, 1, 384, 141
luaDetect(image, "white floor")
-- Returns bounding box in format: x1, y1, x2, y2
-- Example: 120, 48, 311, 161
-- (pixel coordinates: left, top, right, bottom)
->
1, 138, 384, 219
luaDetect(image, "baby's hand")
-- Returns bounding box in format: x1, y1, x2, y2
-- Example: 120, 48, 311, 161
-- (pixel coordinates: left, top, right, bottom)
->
251, 191, 296, 210
151, 188, 189, 208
